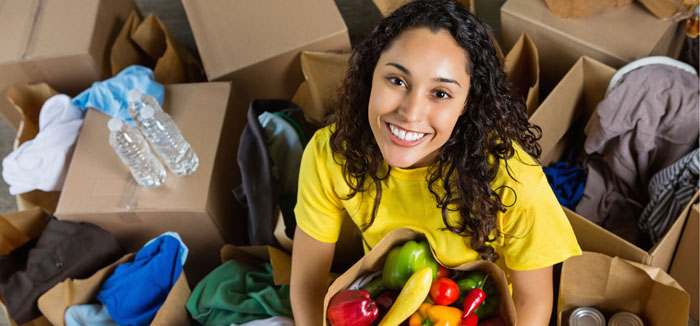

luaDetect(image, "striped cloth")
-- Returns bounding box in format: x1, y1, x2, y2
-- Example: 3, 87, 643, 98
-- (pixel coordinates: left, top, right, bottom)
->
639, 148, 699, 244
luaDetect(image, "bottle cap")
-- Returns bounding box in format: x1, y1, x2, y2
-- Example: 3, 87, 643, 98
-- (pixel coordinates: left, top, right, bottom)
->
108, 118, 123, 132
127, 89, 142, 103
140, 105, 155, 119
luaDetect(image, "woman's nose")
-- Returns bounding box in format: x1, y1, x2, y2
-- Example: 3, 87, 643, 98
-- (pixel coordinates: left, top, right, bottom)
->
398, 89, 427, 123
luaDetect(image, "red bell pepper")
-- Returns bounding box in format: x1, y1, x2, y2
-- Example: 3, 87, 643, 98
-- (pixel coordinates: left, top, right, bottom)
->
460, 313, 478, 326
327, 289, 379, 326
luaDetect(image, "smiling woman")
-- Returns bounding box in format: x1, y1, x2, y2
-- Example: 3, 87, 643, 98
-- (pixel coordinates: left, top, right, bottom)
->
289, 1, 582, 325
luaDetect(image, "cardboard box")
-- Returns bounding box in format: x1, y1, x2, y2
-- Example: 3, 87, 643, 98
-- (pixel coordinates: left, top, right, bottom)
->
0, 0, 136, 130
55, 82, 247, 284
181, 0, 351, 107
558, 251, 690, 326
37, 253, 190, 326
501, 0, 685, 96
670, 203, 699, 320
321, 228, 517, 326
530, 56, 697, 271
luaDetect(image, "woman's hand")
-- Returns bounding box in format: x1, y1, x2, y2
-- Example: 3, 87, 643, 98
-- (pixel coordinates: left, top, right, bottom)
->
510, 266, 553, 326
290, 226, 336, 326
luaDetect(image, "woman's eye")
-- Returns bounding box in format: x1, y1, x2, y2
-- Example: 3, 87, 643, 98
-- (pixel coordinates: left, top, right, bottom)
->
388, 77, 405, 87
434, 90, 450, 99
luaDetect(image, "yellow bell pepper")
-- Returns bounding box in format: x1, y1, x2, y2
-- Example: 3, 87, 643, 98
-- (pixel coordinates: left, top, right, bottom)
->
408, 303, 463, 326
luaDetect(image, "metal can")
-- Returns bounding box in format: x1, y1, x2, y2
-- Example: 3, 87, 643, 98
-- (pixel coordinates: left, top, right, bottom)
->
569, 307, 606, 326
608, 311, 645, 326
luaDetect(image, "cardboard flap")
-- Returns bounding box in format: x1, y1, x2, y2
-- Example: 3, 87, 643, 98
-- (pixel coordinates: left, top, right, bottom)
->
0, 206, 48, 255
37, 254, 134, 326
559, 252, 689, 325
503, 32, 540, 116
220, 244, 292, 286
5, 83, 59, 148
300, 51, 349, 125
110, 11, 153, 77
322, 228, 516, 326
111, 12, 203, 84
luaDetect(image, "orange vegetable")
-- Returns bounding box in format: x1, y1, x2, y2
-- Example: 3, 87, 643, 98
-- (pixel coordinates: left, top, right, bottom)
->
408, 303, 462, 326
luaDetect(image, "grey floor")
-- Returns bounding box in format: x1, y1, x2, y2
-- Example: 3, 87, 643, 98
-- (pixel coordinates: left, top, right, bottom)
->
0, 1, 696, 324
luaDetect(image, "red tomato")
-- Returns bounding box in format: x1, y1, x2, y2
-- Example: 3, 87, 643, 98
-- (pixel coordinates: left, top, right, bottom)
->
437, 265, 451, 279
428, 277, 459, 306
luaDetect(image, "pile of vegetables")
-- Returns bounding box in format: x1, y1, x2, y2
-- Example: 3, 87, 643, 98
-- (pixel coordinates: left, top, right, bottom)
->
327, 240, 507, 326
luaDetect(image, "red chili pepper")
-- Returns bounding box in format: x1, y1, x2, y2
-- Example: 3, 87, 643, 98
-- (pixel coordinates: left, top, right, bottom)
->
461, 288, 485, 319
460, 313, 478, 326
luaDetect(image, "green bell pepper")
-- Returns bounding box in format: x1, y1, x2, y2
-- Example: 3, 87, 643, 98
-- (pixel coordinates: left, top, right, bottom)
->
453, 271, 499, 320
382, 240, 438, 290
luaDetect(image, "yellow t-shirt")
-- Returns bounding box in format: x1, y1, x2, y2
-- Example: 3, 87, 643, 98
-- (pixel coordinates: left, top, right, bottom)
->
295, 126, 581, 271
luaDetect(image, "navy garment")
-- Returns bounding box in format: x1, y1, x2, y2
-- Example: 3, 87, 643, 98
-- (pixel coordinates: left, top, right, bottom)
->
543, 162, 587, 210
234, 99, 318, 246
0, 218, 124, 324
97, 234, 184, 326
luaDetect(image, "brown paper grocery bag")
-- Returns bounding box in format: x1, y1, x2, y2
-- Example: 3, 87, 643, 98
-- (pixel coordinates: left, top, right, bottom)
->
558, 251, 690, 326
321, 228, 517, 326
544, 0, 632, 18
111, 11, 205, 84
5, 84, 61, 213
0, 207, 48, 255
37, 253, 191, 326
374, 0, 475, 16
504, 32, 540, 116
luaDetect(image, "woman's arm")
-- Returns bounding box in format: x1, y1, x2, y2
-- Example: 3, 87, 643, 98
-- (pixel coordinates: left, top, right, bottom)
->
510, 266, 553, 326
290, 226, 336, 326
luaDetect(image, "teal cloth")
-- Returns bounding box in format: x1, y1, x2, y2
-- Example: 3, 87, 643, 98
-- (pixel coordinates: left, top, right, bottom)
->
186, 260, 292, 326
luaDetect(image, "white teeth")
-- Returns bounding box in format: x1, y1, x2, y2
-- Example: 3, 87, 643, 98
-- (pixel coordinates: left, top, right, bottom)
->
388, 123, 425, 141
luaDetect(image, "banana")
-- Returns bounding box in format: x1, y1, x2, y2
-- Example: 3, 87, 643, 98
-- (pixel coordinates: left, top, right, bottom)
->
377, 266, 433, 326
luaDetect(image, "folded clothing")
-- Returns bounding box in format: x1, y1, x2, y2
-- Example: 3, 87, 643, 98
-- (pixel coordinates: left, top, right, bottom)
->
0, 218, 124, 324
2, 94, 84, 195
72, 65, 164, 124
187, 259, 293, 326
97, 233, 186, 326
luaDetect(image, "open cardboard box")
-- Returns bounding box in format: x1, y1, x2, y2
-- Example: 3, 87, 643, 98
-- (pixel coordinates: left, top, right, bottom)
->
181, 0, 351, 108
0, 0, 136, 130
37, 253, 190, 326
501, 0, 685, 96
321, 228, 517, 326
55, 82, 247, 284
529, 56, 697, 271
669, 203, 699, 320
558, 251, 690, 325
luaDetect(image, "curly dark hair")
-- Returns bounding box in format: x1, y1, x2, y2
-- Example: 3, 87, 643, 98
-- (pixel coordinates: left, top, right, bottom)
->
327, 0, 542, 261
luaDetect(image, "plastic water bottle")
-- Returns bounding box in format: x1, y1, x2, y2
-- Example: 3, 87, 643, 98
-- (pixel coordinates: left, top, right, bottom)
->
127, 89, 162, 125
108, 118, 166, 188
130, 92, 199, 176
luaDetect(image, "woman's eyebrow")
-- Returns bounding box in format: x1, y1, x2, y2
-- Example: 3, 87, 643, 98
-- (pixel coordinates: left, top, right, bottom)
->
387, 62, 461, 87
386, 62, 410, 75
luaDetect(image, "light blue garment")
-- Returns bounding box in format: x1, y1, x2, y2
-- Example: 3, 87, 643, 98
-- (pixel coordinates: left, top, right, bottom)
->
143, 231, 189, 266
72, 65, 164, 124
65, 304, 117, 326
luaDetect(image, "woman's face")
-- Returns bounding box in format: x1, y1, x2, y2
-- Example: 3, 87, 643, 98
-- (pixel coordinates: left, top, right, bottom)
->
368, 27, 471, 169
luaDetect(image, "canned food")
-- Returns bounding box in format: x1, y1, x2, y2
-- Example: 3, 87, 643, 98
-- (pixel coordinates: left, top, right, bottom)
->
608, 311, 645, 326
569, 307, 606, 326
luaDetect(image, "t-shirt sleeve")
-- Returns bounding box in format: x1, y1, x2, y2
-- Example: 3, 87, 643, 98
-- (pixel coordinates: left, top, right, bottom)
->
497, 152, 582, 271
294, 129, 345, 243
